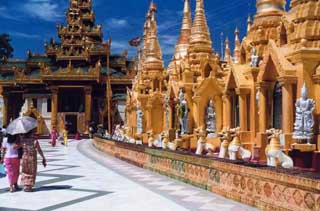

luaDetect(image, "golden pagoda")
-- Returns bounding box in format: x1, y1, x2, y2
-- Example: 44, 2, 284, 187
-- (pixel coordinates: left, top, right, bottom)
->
126, 0, 320, 162
0, 0, 136, 135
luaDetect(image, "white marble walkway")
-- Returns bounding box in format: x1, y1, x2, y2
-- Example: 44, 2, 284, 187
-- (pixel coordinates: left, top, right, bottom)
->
0, 139, 259, 211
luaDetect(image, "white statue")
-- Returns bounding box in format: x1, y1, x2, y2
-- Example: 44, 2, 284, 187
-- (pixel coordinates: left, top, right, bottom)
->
206, 100, 216, 138
161, 131, 169, 150
250, 47, 259, 68
227, 128, 251, 161
136, 102, 144, 135
20, 99, 29, 117
293, 83, 316, 143
266, 129, 293, 169
218, 128, 231, 159
147, 131, 154, 147
195, 128, 215, 156
177, 90, 189, 135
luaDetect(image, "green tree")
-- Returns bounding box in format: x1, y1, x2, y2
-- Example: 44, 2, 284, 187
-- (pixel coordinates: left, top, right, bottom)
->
0, 34, 14, 59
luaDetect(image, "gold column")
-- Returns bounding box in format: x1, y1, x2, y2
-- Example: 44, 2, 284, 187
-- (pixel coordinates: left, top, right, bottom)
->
3, 96, 8, 127
280, 80, 295, 149
258, 84, 268, 133
239, 94, 248, 131
222, 92, 231, 128
281, 82, 294, 134
0, 86, 8, 127
237, 89, 249, 131
50, 87, 58, 130
84, 86, 92, 134
146, 101, 152, 132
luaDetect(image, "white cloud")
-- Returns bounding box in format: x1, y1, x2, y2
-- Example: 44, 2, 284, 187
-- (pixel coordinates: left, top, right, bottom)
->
10, 31, 41, 39
111, 40, 136, 57
0, 6, 22, 21
107, 18, 129, 29
21, 0, 63, 22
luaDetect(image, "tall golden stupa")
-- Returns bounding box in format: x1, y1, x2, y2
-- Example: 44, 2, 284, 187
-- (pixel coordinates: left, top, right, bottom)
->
126, 0, 320, 159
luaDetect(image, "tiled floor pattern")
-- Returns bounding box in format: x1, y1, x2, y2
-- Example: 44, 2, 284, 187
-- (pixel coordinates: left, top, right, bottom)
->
0, 139, 259, 211
80, 140, 259, 211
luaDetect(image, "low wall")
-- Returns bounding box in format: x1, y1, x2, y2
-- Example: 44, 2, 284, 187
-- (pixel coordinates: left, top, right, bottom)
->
93, 137, 320, 211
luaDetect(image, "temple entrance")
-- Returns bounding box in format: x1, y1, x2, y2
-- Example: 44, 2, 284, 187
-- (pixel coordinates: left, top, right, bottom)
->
7, 92, 24, 124
66, 114, 77, 134
58, 88, 84, 113
272, 82, 282, 129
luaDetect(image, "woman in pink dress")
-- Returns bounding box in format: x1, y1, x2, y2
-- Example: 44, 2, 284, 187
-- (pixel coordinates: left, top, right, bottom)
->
1, 134, 20, 192
50, 127, 58, 147
21, 130, 46, 192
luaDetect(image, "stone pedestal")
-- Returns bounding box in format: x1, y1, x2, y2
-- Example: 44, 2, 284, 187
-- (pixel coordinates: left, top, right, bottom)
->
257, 133, 268, 160
291, 143, 316, 152
289, 150, 313, 169
312, 152, 320, 172
290, 144, 316, 169
250, 146, 261, 163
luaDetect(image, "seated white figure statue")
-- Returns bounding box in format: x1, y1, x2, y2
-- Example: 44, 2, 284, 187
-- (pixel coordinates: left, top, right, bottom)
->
265, 129, 293, 169
266, 149, 293, 169
195, 128, 216, 156
218, 128, 231, 159
228, 144, 252, 160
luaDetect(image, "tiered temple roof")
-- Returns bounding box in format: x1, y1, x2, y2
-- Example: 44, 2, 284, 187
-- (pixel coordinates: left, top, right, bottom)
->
0, 0, 135, 85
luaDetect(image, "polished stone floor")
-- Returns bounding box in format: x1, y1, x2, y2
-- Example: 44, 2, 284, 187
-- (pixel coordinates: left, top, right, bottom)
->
0, 139, 259, 211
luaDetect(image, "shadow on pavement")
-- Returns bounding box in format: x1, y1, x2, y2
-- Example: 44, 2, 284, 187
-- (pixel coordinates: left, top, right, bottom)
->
33, 185, 73, 192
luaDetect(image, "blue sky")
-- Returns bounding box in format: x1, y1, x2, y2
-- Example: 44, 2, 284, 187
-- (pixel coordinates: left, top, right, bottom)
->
0, 0, 259, 65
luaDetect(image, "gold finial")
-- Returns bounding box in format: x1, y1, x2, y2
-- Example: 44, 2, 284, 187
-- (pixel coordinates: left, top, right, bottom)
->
233, 27, 241, 64
189, 0, 212, 50
181, 0, 192, 31
144, 1, 164, 70
224, 37, 230, 63
169, 0, 192, 66
149, 0, 157, 13
256, 0, 285, 14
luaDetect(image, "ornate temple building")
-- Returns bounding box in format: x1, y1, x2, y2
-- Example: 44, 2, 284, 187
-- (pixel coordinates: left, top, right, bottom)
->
0, 0, 135, 135
126, 0, 320, 161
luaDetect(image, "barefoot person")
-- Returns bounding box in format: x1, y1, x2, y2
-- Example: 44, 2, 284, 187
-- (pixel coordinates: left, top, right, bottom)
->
20, 129, 47, 192
1, 134, 20, 192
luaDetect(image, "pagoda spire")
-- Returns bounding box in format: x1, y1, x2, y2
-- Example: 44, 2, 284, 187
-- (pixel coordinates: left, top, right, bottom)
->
189, 0, 213, 53
234, 27, 241, 64
172, 0, 192, 60
181, 0, 192, 32
224, 37, 230, 63
144, 0, 164, 71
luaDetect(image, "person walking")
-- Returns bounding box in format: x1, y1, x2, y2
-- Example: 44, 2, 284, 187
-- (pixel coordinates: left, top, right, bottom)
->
20, 129, 46, 192
1, 134, 20, 192
63, 128, 68, 146
50, 127, 58, 147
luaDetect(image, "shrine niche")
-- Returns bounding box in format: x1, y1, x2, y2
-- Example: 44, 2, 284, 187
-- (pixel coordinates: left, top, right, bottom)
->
147, 94, 164, 136
193, 74, 223, 132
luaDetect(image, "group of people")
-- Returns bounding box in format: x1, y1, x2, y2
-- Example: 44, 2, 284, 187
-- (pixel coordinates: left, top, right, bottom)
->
50, 127, 69, 147
0, 129, 46, 192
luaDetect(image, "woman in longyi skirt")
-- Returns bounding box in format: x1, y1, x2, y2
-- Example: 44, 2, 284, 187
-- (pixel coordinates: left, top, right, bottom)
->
1, 134, 20, 192
20, 129, 47, 192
